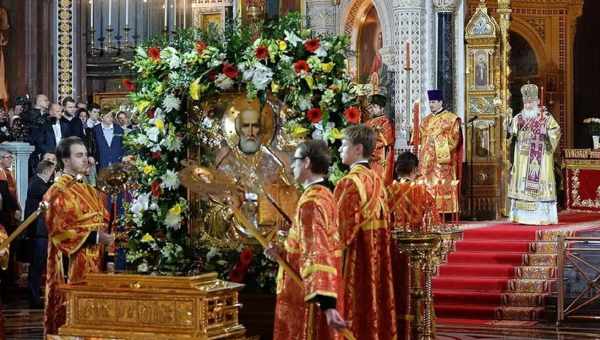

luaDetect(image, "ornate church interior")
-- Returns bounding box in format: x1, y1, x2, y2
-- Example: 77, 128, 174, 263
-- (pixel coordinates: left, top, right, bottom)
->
0, 0, 600, 339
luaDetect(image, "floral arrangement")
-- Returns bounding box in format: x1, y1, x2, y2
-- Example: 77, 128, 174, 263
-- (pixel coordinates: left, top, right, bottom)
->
123, 14, 367, 282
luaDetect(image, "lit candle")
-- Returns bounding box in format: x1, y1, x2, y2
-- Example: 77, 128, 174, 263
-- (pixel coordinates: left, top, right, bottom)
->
125, 0, 129, 26
173, 0, 177, 28
405, 41, 411, 70
539, 85, 545, 117
164, 0, 168, 30
90, 0, 94, 29
183, 0, 186, 27
108, 0, 112, 26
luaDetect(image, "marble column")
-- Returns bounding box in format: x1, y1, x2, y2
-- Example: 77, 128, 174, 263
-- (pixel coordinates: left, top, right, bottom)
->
306, 0, 337, 35
1, 142, 35, 219
393, 0, 426, 150
433, 0, 461, 114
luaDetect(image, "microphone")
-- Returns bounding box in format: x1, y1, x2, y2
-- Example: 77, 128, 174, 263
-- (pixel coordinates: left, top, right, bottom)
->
467, 115, 479, 124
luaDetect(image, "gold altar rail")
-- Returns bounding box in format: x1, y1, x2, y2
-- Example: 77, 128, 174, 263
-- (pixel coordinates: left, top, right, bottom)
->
557, 236, 600, 325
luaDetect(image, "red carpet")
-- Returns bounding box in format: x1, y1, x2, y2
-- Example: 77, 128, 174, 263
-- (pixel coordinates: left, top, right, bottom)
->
434, 212, 600, 324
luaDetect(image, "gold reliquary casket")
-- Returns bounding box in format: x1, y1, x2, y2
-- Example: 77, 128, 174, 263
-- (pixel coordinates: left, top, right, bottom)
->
57, 272, 246, 339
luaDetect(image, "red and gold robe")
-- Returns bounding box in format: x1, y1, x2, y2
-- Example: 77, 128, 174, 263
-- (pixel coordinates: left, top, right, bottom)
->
366, 115, 395, 185
274, 184, 342, 340
418, 110, 462, 213
43, 174, 109, 336
388, 179, 440, 339
334, 164, 397, 340
0, 224, 7, 339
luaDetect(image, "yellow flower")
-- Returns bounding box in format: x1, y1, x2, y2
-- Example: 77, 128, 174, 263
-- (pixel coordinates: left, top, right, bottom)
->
321, 62, 334, 73
143, 164, 156, 175
136, 100, 151, 113
304, 76, 314, 89
327, 128, 344, 142
141, 233, 155, 243
155, 118, 165, 131
169, 204, 182, 216
189, 78, 202, 100
291, 126, 310, 138
271, 82, 280, 93
278, 40, 287, 51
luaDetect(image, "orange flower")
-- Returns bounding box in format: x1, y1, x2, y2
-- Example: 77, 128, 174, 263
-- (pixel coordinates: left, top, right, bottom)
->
122, 79, 135, 92
306, 108, 323, 123
195, 41, 207, 54
148, 47, 161, 61
294, 60, 310, 74
343, 106, 361, 124
151, 180, 162, 198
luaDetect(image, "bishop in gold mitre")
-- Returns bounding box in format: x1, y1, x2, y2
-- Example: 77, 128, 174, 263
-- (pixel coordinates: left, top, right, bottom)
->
508, 83, 561, 225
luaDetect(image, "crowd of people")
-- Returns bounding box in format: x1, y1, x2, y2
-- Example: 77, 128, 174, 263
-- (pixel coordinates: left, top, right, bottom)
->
0, 94, 135, 311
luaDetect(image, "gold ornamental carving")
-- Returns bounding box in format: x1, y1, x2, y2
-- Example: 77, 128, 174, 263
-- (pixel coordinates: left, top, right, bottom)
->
57, 0, 74, 101
58, 272, 246, 339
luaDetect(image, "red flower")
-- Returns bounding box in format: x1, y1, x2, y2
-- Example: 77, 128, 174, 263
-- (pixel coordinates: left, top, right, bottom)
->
240, 248, 253, 266
304, 39, 321, 53
207, 70, 217, 81
343, 106, 361, 124
306, 108, 323, 123
148, 47, 161, 61
146, 109, 155, 119
151, 180, 162, 198
255, 45, 269, 60
150, 151, 161, 160
222, 63, 239, 79
122, 79, 135, 92
195, 41, 207, 54
294, 60, 310, 74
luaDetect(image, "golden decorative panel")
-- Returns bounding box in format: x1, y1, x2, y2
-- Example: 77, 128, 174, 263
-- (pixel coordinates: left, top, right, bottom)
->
58, 273, 246, 339
57, 0, 74, 102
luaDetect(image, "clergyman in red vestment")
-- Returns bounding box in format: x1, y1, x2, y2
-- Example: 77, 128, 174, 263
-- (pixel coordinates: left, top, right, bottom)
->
268, 140, 347, 340
388, 151, 440, 339
0, 224, 8, 339
334, 125, 397, 340
43, 137, 113, 336
365, 93, 395, 185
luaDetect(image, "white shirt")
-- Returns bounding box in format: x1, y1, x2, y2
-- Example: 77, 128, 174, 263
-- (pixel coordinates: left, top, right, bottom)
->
52, 121, 62, 145
102, 123, 114, 145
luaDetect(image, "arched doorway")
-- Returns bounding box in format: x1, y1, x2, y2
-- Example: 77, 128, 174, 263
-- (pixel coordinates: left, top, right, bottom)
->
356, 5, 381, 84
508, 31, 539, 115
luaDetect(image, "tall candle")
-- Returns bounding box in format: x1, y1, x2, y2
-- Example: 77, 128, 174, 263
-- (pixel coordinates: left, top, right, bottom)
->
413, 101, 420, 154
539, 85, 545, 118
164, 0, 168, 30
173, 0, 177, 28
183, 0, 186, 27
108, 0, 112, 26
125, 0, 129, 26
90, 0, 94, 29
405, 41, 411, 70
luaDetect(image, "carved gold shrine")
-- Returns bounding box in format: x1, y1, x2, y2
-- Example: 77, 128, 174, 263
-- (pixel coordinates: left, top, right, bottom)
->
54, 273, 246, 339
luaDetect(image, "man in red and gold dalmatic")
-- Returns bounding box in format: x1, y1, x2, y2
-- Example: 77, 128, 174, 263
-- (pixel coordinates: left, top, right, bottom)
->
417, 90, 462, 213
388, 151, 440, 340
365, 93, 395, 185
334, 125, 397, 340
43, 137, 113, 336
0, 224, 8, 339
268, 140, 347, 340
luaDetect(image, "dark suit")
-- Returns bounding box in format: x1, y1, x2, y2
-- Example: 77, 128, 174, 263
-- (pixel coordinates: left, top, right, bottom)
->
25, 175, 50, 307
39, 118, 70, 154
65, 116, 85, 139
